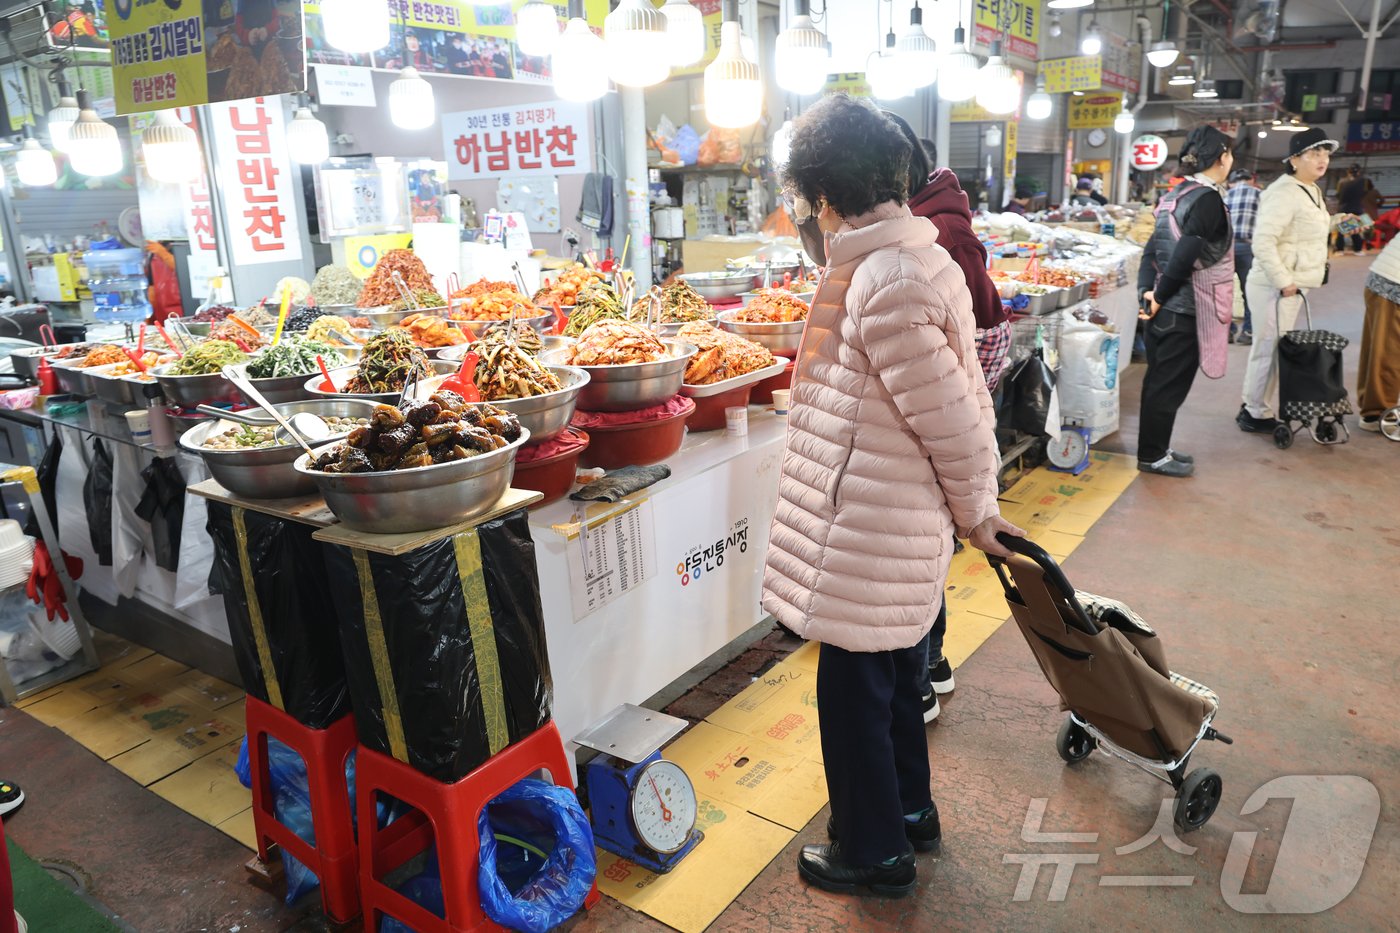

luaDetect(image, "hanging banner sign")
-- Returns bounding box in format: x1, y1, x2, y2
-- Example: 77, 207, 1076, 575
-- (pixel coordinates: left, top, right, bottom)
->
823, 73, 872, 98
1004, 121, 1019, 185
108, 0, 307, 116
1346, 121, 1400, 153
1098, 29, 1141, 95
1040, 57, 1102, 94
972, 0, 1041, 60
313, 64, 377, 107
1069, 93, 1123, 130
1130, 134, 1169, 171
208, 98, 304, 267
441, 100, 592, 181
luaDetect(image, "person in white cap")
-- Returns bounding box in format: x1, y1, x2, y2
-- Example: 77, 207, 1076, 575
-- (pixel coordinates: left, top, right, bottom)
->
1237, 127, 1339, 433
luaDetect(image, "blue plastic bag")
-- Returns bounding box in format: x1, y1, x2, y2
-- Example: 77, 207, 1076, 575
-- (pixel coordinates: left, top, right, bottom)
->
670, 125, 700, 166
478, 779, 596, 933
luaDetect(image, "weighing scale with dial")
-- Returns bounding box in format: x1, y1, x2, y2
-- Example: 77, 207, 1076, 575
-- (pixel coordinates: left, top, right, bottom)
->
1047, 423, 1094, 475
575, 704, 703, 874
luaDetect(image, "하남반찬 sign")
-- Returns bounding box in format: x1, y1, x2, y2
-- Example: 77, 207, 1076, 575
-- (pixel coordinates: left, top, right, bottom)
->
441, 100, 593, 181
208, 97, 304, 266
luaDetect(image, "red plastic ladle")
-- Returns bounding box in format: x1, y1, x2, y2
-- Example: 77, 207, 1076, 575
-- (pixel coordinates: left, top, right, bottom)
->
315, 355, 337, 392
439, 351, 481, 402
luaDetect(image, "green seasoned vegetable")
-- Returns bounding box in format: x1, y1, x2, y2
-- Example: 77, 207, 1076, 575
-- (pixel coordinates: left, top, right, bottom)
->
563, 281, 627, 337
310, 265, 362, 306
168, 340, 249, 376
344, 330, 432, 394
246, 336, 347, 379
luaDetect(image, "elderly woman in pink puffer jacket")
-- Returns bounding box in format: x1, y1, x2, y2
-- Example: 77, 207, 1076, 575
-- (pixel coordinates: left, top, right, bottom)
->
764, 96, 1023, 897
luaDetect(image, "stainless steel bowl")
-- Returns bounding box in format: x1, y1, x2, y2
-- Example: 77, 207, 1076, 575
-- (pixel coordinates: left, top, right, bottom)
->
228, 361, 320, 405
180, 398, 379, 499
739, 290, 814, 307
541, 340, 695, 412
678, 271, 753, 303
716, 308, 808, 356
304, 358, 460, 404
488, 366, 590, 445
647, 317, 717, 337
350, 305, 434, 328
293, 426, 530, 533
86, 364, 137, 406
314, 303, 356, 314
178, 321, 276, 339
8, 347, 55, 380
744, 262, 803, 290
51, 359, 96, 396
150, 363, 242, 407
446, 311, 554, 342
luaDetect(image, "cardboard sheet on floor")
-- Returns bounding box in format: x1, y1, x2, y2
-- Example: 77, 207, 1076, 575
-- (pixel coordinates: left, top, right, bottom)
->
107, 701, 246, 786
664, 722, 805, 816
148, 741, 251, 827
703, 661, 822, 763
20, 671, 146, 726
783, 640, 819, 673
943, 609, 1014, 669
216, 808, 258, 850
944, 555, 1015, 619
594, 794, 794, 933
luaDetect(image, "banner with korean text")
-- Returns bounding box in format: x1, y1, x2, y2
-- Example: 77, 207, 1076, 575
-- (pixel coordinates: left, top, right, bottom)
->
1069, 93, 1123, 130
208, 98, 304, 266
971, 0, 1041, 59
441, 100, 592, 181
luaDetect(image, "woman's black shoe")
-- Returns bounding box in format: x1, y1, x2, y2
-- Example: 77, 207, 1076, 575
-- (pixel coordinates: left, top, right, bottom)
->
827, 803, 942, 853
798, 843, 916, 897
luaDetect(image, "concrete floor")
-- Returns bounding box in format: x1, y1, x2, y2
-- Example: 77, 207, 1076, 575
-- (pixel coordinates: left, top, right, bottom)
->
2, 255, 1396, 932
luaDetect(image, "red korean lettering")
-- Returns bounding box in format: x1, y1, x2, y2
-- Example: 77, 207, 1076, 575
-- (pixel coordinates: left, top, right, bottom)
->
237, 156, 279, 194
514, 129, 544, 170
245, 205, 287, 250
484, 131, 511, 173
546, 124, 578, 168
454, 133, 482, 172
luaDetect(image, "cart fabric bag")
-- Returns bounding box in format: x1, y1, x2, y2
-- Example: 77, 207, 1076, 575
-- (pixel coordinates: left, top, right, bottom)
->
1279, 328, 1352, 421
206, 502, 351, 728
323, 509, 553, 783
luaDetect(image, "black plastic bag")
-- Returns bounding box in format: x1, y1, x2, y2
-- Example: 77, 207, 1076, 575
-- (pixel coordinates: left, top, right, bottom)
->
323, 509, 553, 782
27, 426, 62, 540
82, 437, 114, 565
206, 502, 350, 728
134, 456, 186, 572
1001, 350, 1057, 437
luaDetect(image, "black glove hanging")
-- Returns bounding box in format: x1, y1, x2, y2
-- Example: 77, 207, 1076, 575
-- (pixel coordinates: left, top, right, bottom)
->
83, 437, 115, 565
135, 456, 187, 573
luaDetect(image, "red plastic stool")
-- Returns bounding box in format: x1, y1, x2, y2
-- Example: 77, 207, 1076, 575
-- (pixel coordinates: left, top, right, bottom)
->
357, 721, 601, 933
244, 697, 360, 924
2, 803, 18, 933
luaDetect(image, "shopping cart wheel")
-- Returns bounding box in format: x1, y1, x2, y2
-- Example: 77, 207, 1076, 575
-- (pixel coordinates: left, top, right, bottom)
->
1312, 419, 1339, 444
1174, 768, 1223, 833
1380, 407, 1400, 442
1273, 425, 1294, 449
1056, 716, 1097, 763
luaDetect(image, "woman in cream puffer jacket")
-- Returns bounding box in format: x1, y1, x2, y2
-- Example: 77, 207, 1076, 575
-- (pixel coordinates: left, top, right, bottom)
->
763, 95, 1021, 898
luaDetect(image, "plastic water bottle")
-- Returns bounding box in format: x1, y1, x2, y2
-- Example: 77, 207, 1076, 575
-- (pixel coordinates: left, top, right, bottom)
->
84, 248, 152, 322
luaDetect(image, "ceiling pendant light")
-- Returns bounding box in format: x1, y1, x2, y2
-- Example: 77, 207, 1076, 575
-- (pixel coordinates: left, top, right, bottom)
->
141, 109, 201, 183
286, 106, 331, 164
772, 117, 795, 167
1258, 129, 1268, 138
775, 2, 829, 96
705, 8, 761, 128
67, 90, 123, 177
1114, 100, 1136, 134
553, 14, 608, 102
605, 0, 670, 87
14, 127, 57, 187
975, 41, 1021, 115
985, 123, 1003, 147
938, 24, 981, 102
661, 0, 706, 66
895, 0, 938, 89
389, 67, 435, 129
1168, 62, 1196, 86
1080, 21, 1103, 56
515, 0, 560, 57
1047, 0, 1094, 9
47, 80, 79, 153
1026, 74, 1053, 120
1193, 78, 1218, 99
321, 0, 391, 54
1146, 39, 1180, 68
868, 28, 911, 101
1048, 11, 1062, 37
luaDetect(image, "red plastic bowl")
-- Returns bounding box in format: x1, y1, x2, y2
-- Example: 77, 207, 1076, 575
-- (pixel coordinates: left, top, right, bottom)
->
687, 384, 752, 431
751, 361, 795, 405
577, 401, 694, 469
514, 429, 590, 508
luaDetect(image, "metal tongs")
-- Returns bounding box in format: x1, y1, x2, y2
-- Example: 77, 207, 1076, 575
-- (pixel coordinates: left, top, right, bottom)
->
646, 285, 664, 338
391, 270, 418, 311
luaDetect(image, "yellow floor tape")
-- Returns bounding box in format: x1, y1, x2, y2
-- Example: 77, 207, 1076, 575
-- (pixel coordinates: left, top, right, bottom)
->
598, 451, 1139, 932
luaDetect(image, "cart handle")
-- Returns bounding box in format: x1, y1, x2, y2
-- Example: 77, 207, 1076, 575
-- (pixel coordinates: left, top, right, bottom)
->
986, 532, 1099, 635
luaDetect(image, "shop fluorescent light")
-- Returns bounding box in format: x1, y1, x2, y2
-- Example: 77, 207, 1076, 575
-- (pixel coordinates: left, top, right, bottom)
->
895, 1, 938, 89
47, 88, 79, 154
553, 17, 608, 102
985, 124, 1003, 147
515, 0, 560, 57
1168, 63, 1196, 86
1146, 40, 1180, 68
1047, 0, 1095, 8
1080, 22, 1103, 56
67, 91, 122, 177
14, 132, 57, 187
286, 107, 331, 164
605, 0, 670, 87
867, 29, 911, 101
1258, 129, 1268, 138
1114, 103, 1135, 135
389, 67, 435, 130
141, 109, 201, 183
775, 12, 829, 96
938, 26, 980, 103
661, 0, 706, 66
975, 42, 1020, 115
1193, 79, 1218, 99
321, 0, 391, 54
1026, 76, 1053, 120
705, 20, 762, 128
1048, 12, 1062, 37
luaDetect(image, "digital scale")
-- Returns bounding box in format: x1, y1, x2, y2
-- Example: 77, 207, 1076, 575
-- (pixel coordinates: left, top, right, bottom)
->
575, 704, 703, 874
1046, 422, 1094, 475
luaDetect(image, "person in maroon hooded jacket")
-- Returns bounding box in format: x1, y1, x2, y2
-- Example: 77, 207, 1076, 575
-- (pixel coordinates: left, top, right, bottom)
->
883, 116, 1013, 722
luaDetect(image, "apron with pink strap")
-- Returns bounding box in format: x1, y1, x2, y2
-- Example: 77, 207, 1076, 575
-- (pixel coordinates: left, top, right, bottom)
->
1159, 181, 1235, 379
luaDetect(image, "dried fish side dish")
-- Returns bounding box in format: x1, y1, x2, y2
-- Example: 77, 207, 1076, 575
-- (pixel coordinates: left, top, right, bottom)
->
308, 393, 522, 473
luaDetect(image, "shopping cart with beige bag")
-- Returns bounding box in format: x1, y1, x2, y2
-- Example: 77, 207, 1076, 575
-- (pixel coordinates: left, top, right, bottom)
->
989, 534, 1234, 833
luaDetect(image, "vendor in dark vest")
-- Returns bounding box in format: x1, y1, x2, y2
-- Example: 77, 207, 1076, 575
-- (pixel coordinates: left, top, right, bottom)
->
1136, 125, 1236, 477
